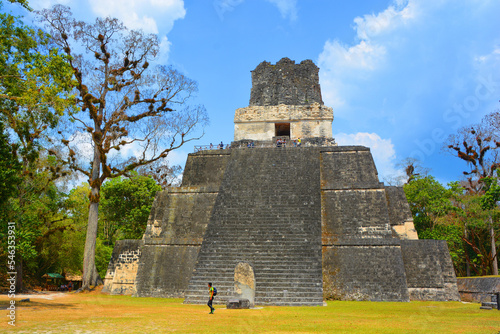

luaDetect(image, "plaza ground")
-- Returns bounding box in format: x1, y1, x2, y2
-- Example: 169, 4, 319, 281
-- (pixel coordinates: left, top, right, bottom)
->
1, 291, 499, 334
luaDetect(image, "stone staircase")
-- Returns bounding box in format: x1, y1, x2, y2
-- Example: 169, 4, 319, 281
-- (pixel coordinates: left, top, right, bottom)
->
184, 148, 323, 306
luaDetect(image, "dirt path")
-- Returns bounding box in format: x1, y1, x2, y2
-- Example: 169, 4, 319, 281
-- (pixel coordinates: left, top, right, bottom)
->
13, 292, 70, 300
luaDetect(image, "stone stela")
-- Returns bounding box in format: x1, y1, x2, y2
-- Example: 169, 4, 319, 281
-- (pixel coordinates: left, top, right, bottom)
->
103, 58, 461, 306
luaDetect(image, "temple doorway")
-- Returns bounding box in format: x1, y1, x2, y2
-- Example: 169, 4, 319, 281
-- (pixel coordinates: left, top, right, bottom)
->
275, 123, 290, 137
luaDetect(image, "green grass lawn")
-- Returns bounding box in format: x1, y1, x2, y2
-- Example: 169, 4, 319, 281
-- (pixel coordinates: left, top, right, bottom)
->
1, 293, 499, 333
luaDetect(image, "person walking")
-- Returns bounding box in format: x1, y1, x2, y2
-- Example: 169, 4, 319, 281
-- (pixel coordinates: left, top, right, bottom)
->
208, 282, 215, 314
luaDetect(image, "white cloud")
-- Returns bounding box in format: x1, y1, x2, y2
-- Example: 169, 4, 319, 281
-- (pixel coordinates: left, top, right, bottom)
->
320, 40, 387, 71
334, 132, 401, 180
265, 0, 297, 21
88, 0, 186, 34
213, 0, 244, 20
353, 1, 415, 40
318, 0, 416, 110
157, 35, 172, 64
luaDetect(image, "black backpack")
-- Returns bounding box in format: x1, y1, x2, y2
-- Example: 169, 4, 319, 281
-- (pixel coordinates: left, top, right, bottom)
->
212, 287, 217, 296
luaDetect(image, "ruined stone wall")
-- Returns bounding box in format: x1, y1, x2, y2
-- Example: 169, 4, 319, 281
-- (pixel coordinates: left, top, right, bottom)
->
102, 239, 144, 295
385, 186, 418, 240
320, 146, 410, 301
182, 151, 230, 187
234, 104, 333, 141
400, 240, 460, 301
457, 276, 500, 302
132, 151, 229, 298
233, 58, 333, 142
249, 58, 323, 106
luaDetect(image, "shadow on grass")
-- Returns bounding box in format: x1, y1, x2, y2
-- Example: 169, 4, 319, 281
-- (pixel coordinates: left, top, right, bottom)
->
0, 300, 76, 310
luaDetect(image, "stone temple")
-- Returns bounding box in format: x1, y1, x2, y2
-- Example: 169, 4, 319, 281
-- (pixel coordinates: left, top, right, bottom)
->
103, 57, 460, 305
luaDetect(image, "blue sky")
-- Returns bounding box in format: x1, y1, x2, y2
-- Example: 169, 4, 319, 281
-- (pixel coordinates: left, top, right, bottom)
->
7, 0, 500, 185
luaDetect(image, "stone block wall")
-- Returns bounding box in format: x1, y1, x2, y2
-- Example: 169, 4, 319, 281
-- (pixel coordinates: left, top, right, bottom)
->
143, 187, 219, 245
134, 187, 220, 297
249, 58, 323, 106
385, 186, 418, 240
320, 146, 410, 301
322, 241, 410, 301
233, 104, 333, 141
384, 186, 413, 226
134, 151, 228, 298
181, 151, 230, 187
457, 276, 500, 302
400, 240, 460, 301
102, 239, 144, 295
134, 245, 201, 298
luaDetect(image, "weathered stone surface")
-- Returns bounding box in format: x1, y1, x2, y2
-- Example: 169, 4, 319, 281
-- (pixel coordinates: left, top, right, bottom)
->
457, 277, 500, 302
102, 240, 143, 295
320, 149, 383, 190
143, 188, 218, 245
322, 244, 410, 301
134, 151, 228, 298
234, 104, 333, 141
321, 189, 394, 242
227, 299, 251, 309
234, 263, 255, 306
385, 186, 418, 240
400, 240, 460, 301
134, 244, 200, 298
249, 58, 323, 106
182, 150, 230, 187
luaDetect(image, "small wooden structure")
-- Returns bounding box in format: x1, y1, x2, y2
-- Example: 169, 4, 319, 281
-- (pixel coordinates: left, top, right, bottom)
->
64, 273, 82, 291
42, 273, 65, 291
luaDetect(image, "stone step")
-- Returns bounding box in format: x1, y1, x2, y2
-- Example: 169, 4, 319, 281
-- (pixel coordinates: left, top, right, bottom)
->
185, 291, 324, 300
191, 263, 321, 269
481, 302, 498, 309
194, 257, 321, 264
186, 281, 323, 289
199, 244, 320, 248
184, 297, 324, 307
189, 268, 321, 275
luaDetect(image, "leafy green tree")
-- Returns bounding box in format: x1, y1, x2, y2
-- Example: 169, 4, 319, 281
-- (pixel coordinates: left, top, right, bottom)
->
38, 5, 207, 289
446, 191, 498, 276
403, 176, 457, 233
100, 174, 161, 244
403, 176, 470, 275
478, 177, 500, 275
0, 155, 69, 289
0, 0, 74, 291
444, 112, 500, 275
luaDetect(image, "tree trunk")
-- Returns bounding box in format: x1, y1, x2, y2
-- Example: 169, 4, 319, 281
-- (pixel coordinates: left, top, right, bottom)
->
81, 142, 102, 289
15, 259, 23, 293
465, 224, 471, 277
490, 216, 498, 275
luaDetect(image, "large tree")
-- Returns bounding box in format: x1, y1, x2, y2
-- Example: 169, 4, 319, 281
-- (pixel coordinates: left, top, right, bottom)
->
38, 5, 208, 289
